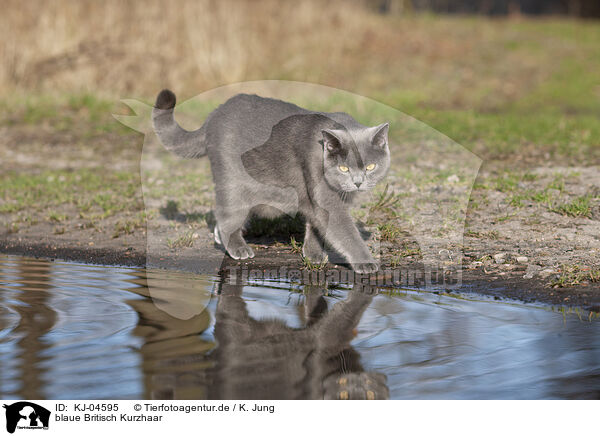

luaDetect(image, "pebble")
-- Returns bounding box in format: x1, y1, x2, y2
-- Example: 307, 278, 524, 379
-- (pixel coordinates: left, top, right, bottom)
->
516, 256, 528, 263
493, 253, 507, 263
523, 264, 541, 279
539, 268, 558, 278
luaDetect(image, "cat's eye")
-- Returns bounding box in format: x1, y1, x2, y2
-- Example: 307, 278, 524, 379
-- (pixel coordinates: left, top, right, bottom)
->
339, 165, 349, 172
366, 163, 376, 171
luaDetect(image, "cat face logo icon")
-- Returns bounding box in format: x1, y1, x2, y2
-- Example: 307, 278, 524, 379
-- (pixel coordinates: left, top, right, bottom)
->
3, 402, 50, 434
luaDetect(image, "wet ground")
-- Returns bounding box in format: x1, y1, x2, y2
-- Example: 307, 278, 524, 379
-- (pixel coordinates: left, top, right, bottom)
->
1, 255, 599, 400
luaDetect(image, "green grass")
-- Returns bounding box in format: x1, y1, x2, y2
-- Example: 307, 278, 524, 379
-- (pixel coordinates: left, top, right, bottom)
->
289, 236, 302, 254
368, 184, 400, 218
377, 222, 402, 242
301, 254, 328, 271
167, 231, 195, 249
0, 168, 142, 217
389, 245, 422, 266
404, 109, 600, 161
377, 37, 600, 162
509, 188, 555, 208
493, 173, 521, 193
551, 196, 594, 218
1, 93, 135, 137
481, 170, 597, 218
47, 211, 67, 222
548, 264, 600, 288
112, 212, 147, 238
148, 169, 213, 208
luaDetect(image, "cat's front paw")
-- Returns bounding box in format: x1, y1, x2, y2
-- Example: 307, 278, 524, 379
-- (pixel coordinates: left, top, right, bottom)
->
351, 262, 379, 275
227, 244, 255, 260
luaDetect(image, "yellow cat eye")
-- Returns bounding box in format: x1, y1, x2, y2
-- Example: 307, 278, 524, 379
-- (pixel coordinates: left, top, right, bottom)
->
339, 165, 349, 172
366, 163, 376, 171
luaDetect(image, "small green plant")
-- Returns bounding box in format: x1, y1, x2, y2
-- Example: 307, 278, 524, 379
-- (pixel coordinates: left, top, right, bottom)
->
368, 184, 399, 216
486, 230, 500, 240
493, 173, 520, 193
547, 175, 565, 192
289, 236, 302, 254
377, 222, 402, 242
508, 193, 527, 207
6, 222, 19, 233
112, 216, 146, 238
548, 264, 600, 288
522, 172, 538, 182
389, 255, 402, 267
167, 231, 195, 249
301, 254, 328, 271
530, 190, 555, 207
551, 196, 593, 218
497, 213, 516, 223
47, 211, 67, 222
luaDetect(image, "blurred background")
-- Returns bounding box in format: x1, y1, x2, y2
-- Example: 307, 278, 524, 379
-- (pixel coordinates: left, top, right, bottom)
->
1, 0, 598, 162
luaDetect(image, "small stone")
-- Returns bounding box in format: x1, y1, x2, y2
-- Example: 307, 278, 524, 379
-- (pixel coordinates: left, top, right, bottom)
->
539, 268, 558, 278
523, 264, 541, 279
447, 174, 460, 183
516, 256, 528, 264
493, 253, 507, 264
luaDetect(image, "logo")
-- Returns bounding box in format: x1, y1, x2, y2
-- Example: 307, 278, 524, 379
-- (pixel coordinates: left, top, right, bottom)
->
3, 402, 50, 434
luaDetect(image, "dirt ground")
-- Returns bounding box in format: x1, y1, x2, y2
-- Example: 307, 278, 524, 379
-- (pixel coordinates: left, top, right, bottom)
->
1, 117, 599, 311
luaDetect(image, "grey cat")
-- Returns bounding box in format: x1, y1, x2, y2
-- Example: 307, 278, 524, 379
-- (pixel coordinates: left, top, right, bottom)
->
152, 90, 390, 273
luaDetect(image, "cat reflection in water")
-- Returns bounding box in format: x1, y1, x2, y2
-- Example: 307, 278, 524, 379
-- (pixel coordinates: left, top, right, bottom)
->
207, 282, 389, 400
139, 281, 389, 400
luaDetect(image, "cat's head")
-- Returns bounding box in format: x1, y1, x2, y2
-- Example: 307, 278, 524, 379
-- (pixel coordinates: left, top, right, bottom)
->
322, 123, 390, 193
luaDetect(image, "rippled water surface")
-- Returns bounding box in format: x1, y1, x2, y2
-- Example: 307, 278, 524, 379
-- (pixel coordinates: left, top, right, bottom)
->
1, 255, 599, 400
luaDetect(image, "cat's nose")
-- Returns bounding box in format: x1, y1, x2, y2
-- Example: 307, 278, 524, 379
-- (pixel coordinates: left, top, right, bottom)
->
355, 181, 362, 188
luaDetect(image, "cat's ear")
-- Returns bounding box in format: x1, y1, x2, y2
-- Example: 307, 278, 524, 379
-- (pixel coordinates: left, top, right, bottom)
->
322, 129, 343, 153
370, 123, 389, 148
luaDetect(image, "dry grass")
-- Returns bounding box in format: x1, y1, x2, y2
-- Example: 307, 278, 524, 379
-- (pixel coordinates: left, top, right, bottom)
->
1, 2, 598, 164
2, 0, 597, 113
1, 0, 376, 98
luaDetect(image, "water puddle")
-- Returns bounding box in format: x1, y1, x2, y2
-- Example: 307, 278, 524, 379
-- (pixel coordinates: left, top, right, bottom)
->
1, 255, 599, 399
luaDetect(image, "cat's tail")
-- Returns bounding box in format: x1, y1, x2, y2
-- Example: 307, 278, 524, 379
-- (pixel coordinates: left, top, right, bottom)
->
152, 89, 207, 158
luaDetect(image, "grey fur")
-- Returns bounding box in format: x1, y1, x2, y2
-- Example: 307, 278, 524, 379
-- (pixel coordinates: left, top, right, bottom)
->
152, 90, 390, 273
208, 282, 389, 399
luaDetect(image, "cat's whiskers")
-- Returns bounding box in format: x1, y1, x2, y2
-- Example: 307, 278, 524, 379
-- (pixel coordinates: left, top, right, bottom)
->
338, 189, 350, 203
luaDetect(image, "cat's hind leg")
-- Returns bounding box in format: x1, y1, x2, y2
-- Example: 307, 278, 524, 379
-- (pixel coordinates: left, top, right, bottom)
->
215, 206, 254, 260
